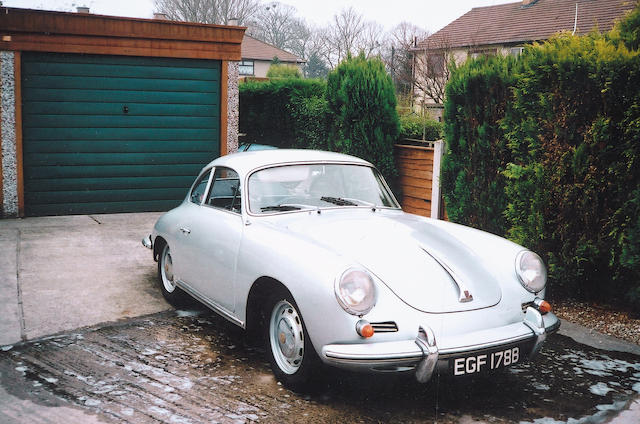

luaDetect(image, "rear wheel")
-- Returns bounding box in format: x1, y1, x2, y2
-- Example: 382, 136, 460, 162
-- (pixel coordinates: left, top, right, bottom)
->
157, 244, 190, 307
265, 291, 319, 391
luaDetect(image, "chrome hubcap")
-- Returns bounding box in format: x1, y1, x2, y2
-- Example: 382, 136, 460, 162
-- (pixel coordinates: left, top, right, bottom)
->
161, 247, 176, 293
269, 300, 304, 374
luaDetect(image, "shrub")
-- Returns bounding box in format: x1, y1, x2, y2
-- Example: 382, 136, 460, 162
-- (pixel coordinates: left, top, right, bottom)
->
239, 78, 327, 148
611, 3, 640, 51
326, 53, 400, 183
440, 7, 640, 307
399, 114, 443, 141
503, 34, 640, 303
286, 95, 329, 150
441, 55, 516, 236
266, 64, 302, 79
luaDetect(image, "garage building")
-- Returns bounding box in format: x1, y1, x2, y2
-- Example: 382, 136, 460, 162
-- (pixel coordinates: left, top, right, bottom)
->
0, 7, 244, 217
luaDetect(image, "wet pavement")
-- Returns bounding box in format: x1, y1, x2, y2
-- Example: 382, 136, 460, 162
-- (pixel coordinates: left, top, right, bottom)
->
1, 309, 639, 424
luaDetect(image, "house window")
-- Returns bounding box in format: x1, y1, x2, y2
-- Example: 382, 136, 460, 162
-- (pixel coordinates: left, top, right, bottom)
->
239, 60, 254, 76
510, 47, 524, 57
427, 53, 445, 77
470, 49, 497, 59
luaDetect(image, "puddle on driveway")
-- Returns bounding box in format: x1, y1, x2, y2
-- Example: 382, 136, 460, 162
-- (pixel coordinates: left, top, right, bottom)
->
0, 310, 638, 423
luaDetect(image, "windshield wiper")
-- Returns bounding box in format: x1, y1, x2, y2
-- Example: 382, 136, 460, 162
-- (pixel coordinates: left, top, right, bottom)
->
320, 196, 359, 207
260, 205, 302, 212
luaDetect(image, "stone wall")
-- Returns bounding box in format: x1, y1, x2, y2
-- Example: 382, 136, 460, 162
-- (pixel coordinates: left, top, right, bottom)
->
226, 61, 239, 154
1, 51, 18, 218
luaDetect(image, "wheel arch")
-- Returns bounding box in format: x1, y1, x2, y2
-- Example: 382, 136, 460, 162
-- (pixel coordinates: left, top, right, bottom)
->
153, 236, 167, 262
245, 276, 292, 337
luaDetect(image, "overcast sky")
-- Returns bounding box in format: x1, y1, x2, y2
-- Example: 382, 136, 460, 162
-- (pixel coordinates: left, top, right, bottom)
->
4, 0, 513, 33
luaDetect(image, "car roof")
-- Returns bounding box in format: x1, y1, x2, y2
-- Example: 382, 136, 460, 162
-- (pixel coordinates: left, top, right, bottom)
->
206, 149, 372, 176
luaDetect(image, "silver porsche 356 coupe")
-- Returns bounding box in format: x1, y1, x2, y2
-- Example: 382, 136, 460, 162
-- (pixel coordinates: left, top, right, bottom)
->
143, 149, 559, 389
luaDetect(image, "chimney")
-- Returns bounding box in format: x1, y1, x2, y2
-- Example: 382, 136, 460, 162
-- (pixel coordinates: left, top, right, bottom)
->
521, 0, 539, 6
76, 6, 90, 13
153, 12, 168, 20
228, 18, 239, 26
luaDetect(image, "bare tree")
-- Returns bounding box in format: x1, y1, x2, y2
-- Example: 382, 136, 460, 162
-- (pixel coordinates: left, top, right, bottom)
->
154, 0, 260, 25
249, 2, 307, 52
383, 22, 429, 97
411, 34, 455, 105
359, 21, 385, 58
318, 8, 385, 68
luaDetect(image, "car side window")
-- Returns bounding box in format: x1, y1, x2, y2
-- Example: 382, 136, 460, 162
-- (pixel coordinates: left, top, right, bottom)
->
206, 167, 241, 213
190, 170, 211, 205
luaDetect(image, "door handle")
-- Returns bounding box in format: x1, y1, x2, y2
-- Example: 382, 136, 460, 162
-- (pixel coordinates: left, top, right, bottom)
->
179, 227, 191, 234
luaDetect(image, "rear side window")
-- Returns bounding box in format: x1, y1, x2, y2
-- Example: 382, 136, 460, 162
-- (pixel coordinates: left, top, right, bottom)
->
206, 167, 241, 213
190, 170, 211, 204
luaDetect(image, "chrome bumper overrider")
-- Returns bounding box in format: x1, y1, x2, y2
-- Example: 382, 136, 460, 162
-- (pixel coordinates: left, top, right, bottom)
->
322, 309, 559, 383
142, 235, 153, 250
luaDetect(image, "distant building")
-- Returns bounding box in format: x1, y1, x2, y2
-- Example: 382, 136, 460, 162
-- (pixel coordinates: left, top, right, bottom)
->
239, 35, 305, 79
412, 0, 636, 119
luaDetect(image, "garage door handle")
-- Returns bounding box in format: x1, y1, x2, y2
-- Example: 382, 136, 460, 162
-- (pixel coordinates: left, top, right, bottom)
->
180, 227, 191, 234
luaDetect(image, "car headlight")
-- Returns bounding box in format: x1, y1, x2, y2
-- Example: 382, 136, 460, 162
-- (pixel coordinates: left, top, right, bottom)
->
515, 250, 547, 293
335, 268, 377, 315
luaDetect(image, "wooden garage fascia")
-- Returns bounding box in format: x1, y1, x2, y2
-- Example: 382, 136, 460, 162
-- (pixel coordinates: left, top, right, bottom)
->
0, 8, 244, 61
0, 7, 245, 217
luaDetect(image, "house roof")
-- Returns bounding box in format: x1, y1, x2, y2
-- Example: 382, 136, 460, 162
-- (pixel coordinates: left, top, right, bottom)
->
416, 0, 635, 50
241, 34, 304, 63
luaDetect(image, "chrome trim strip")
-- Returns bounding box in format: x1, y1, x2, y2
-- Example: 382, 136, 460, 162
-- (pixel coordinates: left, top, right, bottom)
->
176, 280, 245, 328
326, 356, 421, 365
324, 330, 537, 362
324, 349, 422, 361
437, 333, 534, 355
421, 247, 474, 303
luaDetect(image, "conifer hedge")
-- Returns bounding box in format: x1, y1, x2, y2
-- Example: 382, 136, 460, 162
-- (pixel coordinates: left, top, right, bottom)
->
441, 56, 516, 235
326, 53, 400, 182
239, 79, 327, 149
239, 54, 401, 185
441, 8, 640, 306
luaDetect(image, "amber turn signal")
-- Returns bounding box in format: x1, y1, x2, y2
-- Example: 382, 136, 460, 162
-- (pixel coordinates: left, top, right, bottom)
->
533, 298, 552, 314
356, 320, 375, 338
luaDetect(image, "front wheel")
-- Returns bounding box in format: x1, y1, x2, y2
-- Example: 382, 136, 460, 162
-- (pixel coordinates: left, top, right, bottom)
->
265, 292, 319, 391
157, 244, 190, 307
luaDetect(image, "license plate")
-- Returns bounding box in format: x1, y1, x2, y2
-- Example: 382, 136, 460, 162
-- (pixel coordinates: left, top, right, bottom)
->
451, 346, 520, 376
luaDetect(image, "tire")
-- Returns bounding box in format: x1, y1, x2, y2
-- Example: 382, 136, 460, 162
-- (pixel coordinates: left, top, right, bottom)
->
265, 290, 320, 391
157, 244, 191, 307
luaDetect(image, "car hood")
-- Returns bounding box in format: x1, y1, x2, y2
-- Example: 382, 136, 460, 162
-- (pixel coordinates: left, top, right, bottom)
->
281, 211, 502, 313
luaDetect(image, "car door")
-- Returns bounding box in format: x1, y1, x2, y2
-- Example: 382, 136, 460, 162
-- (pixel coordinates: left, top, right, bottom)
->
177, 166, 243, 312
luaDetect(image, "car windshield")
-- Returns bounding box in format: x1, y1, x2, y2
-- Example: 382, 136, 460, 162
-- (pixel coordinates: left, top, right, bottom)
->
248, 163, 400, 214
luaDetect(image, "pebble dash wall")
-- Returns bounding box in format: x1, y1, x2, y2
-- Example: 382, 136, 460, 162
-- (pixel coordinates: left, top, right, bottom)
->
1, 51, 18, 217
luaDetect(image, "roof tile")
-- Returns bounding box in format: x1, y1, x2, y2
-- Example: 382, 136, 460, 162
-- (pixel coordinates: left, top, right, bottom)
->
241, 34, 304, 63
416, 0, 635, 49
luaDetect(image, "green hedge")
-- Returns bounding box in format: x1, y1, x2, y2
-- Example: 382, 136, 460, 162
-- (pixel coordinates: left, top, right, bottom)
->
441, 12, 640, 306
239, 55, 400, 190
503, 35, 640, 303
326, 53, 400, 183
266, 64, 302, 79
399, 114, 443, 141
441, 55, 516, 235
239, 79, 327, 149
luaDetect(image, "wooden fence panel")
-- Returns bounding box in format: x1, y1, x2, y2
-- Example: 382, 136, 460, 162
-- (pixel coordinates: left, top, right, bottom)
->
394, 144, 435, 217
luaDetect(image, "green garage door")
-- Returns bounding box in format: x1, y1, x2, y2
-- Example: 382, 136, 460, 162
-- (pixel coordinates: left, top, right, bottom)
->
22, 52, 221, 216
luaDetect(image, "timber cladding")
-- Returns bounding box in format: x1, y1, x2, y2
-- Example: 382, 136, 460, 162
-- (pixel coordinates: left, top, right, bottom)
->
396, 144, 434, 217
0, 7, 244, 60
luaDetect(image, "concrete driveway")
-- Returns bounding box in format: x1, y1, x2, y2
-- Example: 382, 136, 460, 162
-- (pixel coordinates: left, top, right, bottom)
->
0, 212, 170, 346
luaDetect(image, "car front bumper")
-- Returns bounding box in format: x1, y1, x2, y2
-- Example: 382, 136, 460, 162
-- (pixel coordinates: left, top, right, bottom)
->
321, 307, 560, 382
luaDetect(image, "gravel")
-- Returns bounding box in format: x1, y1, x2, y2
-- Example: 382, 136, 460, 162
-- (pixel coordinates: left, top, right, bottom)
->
553, 299, 640, 346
